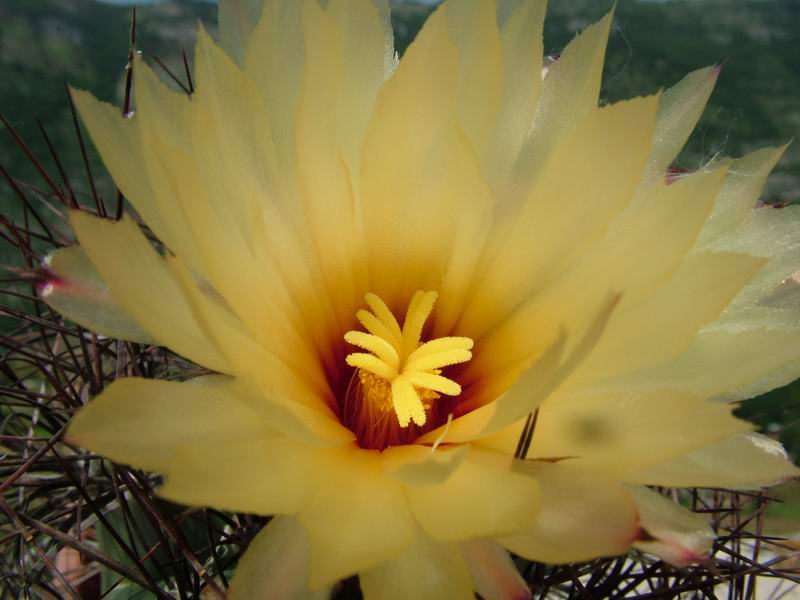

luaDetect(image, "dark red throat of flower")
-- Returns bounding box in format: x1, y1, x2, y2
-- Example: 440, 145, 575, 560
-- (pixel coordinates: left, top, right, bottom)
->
337, 291, 473, 451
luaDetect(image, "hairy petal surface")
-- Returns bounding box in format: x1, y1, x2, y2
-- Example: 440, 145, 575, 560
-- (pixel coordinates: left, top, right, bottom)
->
497, 462, 639, 564
360, 532, 474, 600
627, 485, 714, 567
298, 448, 418, 589
461, 540, 531, 600
629, 432, 800, 489
67, 377, 267, 472
405, 448, 540, 542
228, 516, 331, 600
40, 246, 151, 343
70, 212, 230, 372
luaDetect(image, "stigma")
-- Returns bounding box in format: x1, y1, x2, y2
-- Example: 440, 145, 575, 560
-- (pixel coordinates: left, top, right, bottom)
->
344, 291, 473, 429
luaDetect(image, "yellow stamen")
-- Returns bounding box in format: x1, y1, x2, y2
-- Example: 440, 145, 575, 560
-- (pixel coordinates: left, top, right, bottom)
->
344, 291, 473, 428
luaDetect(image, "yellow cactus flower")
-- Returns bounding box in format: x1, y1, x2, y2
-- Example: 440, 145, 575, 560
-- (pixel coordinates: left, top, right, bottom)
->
43, 0, 800, 597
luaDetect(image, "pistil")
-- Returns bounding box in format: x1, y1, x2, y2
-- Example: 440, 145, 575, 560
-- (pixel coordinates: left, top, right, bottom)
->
344, 291, 473, 430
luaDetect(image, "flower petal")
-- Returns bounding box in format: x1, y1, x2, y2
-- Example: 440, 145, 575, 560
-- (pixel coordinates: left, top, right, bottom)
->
405, 448, 540, 542
218, 0, 262, 65
462, 93, 659, 341
298, 448, 417, 589
629, 432, 800, 489
360, 1, 492, 315
626, 484, 714, 567
641, 65, 719, 186
461, 540, 530, 600
611, 326, 800, 401
497, 461, 638, 564
192, 24, 284, 251
159, 436, 327, 516
228, 516, 332, 600
425, 292, 618, 448
67, 377, 266, 472
479, 170, 717, 392
69, 88, 178, 259
524, 389, 751, 477
129, 57, 208, 272
360, 532, 473, 600
696, 145, 787, 248
382, 444, 469, 487
486, 0, 546, 192
295, 0, 389, 328
445, 0, 503, 157
40, 246, 151, 343
179, 28, 334, 366
570, 250, 766, 385
242, 0, 304, 180
512, 10, 614, 184
167, 256, 352, 444
70, 211, 230, 373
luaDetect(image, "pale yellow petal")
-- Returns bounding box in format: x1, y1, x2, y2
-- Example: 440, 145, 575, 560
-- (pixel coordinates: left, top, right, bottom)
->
445, 0, 503, 157
472, 165, 729, 385
525, 389, 752, 477
218, 0, 262, 65
511, 10, 614, 187
487, 0, 546, 192
168, 260, 355, 451
186, 28, 334, 360
69, 88, 166, 244
462, 94, 659, 340
139, 89, 326, 379
405, 448, 540, 542
698, 207, 800, 375
629, 432, 800, 489
70, 211, 230, 373
417, 334, 565, 446
155, 29, 340, 380
242, 0, 304, 182
41, 246, 151, 343
457, 292, 616, 426
166, 256, 334, 412
570, 251, 766, 385
626, 485, 714, 567
461, 540, 530, 600
192, 25, 281, 251
228, 516, 332, 600
360, 2, 492, 314
641, 66, 719, 186
130, 57, 207, 272
133, 54, 189, 148
497, 461, 638, 563
696, 145, 788, 248
72, 84, 206, 276
382, 444, 469, 487
240, 382, 353, 451
66, 377, 266, 472
299, 448, 417, 589
315, 0, 391, 179
360, 533, 474, 600
610, 327, 800, 400
159, 436, 327, 516
294, 0, 388, 329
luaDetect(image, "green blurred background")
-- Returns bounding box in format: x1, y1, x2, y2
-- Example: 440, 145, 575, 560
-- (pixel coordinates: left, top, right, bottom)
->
2, 0, 800, 510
